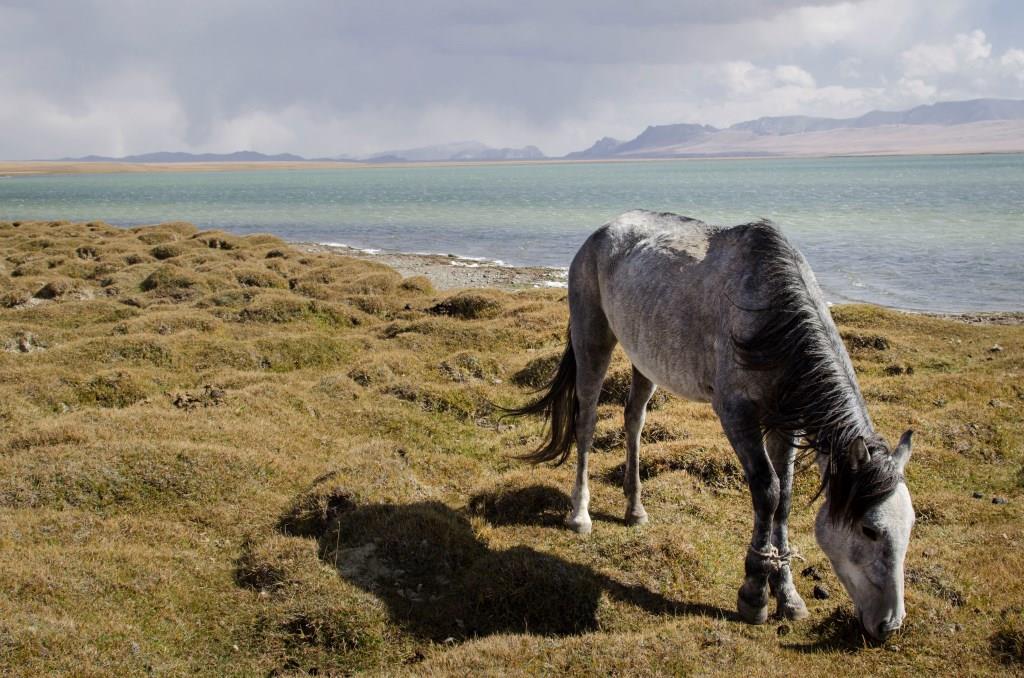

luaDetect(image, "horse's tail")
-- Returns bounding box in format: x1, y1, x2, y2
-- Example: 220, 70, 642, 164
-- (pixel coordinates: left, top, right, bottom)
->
503, 329, 578, 466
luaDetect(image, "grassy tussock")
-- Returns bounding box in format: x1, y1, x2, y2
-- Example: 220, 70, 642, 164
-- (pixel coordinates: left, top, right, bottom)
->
0, 219, 1021, 676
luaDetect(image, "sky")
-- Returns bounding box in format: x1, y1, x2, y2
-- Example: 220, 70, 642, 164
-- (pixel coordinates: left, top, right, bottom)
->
1, 0, 1023, 159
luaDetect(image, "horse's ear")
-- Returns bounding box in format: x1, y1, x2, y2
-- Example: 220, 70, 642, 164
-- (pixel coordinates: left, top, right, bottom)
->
849, 437, 870, 471
893, 429, 913, 474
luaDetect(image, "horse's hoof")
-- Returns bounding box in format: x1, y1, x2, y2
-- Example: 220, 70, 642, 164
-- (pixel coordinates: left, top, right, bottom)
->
737, 595, 769, 625
624, 509, 649, 526
565, 515, 592, 535
778, 599, 810, 621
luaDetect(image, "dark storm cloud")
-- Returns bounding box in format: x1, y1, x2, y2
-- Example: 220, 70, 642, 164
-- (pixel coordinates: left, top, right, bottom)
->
0, 0, 1021, 157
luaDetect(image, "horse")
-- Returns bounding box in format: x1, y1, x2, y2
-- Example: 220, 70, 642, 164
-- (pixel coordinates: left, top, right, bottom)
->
508, 210, 915, 640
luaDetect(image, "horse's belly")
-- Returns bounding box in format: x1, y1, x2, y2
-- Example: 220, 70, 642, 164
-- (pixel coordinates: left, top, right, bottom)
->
614, 333, 713, 403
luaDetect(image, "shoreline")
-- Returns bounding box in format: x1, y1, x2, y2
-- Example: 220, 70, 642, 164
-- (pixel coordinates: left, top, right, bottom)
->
2, 149, 1023, 177
295, 242, 569, 291
297, 241, 1024, 324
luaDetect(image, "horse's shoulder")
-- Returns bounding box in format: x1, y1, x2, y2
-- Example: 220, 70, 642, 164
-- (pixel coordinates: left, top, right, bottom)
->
727, 219, 789, 251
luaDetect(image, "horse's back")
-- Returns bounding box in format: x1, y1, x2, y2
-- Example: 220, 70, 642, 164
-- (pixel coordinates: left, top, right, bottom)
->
591, 209, 719, 263
568, 211, 733, 399
569, 210, 814, 401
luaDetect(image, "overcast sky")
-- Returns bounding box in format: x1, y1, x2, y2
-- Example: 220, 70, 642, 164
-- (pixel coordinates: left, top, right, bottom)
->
1, 0, 1022, 159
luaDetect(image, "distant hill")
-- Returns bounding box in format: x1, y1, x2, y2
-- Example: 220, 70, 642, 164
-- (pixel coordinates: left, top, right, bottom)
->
567, 125, 717, 159
729, 98, 1024, 136
565, 137, 623, 160
63, 150, 308, 162
567, 98, 1024, 158
362, 141, 546, 162
62, 143, 548, 164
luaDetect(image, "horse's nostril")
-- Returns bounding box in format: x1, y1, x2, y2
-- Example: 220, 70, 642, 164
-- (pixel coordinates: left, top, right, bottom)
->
877, 620, 901, 639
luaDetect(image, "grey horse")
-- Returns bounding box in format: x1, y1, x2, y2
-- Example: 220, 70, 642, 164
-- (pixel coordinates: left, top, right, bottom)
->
508, 210, 914, 640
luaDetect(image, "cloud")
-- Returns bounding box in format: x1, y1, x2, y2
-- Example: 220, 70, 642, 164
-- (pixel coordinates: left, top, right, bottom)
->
838, 57, 863, 79
897, 29, 1024, 100
1000, 49, 1024, 82
652, 26, 1022, 128
901, 29, 992, 77
0, 1, 1022, 158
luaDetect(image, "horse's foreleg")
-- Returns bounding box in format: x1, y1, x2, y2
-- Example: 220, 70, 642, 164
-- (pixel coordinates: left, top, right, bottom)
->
623, 367, 656, 526
766, 431, 809, 620
716, 397, 779, 625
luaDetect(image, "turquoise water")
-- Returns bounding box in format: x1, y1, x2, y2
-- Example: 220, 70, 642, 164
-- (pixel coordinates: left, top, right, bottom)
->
2, 154, 1023, 312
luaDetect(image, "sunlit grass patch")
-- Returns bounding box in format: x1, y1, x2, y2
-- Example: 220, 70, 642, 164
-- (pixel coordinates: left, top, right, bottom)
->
0, 220, 1021, 676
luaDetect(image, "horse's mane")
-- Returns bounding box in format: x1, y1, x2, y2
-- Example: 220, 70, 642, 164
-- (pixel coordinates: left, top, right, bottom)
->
731, 221, 900, 526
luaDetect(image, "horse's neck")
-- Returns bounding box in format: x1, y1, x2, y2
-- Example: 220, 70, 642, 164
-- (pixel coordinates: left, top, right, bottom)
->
808, 406, 875, 458
802, 332, 876, 450
817, 303, 875, 436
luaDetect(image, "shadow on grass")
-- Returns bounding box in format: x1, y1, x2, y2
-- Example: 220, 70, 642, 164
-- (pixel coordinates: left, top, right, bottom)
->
269, 484, 733, 643
466, 483, 623, 527
784, 607, 875, 654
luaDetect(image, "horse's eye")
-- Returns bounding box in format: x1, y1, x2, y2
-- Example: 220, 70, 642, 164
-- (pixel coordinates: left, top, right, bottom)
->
861, 526, 879, 541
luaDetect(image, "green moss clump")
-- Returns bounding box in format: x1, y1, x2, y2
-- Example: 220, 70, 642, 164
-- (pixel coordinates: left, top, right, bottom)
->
192, 230, 241, 250
77, 371, 149, 408
256, 336, 355, 371
383, 381, 482, 420
238, 295, 357, 326
34, 278, 78, 300
429, 291, 504, 319
342, 271, 402, 295
399, 275, 434, 295
238, 294, 313, 323
150, 243, 185, 260
512, 352, 561, 388
347, 294, 394, 317
140, 265, 203, 299
1, 286, 34, 308
235, 267, 287, 289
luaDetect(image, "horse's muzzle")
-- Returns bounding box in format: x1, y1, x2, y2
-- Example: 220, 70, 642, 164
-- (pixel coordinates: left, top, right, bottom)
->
875, 618, 902, 640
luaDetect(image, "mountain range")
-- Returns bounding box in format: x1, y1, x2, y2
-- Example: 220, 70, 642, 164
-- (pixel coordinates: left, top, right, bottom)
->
359, 140, 545, 162
62, 150, 308, 163
63, 142, 545, 164
566, 98, 1024, 159
60, 98, 1024, 163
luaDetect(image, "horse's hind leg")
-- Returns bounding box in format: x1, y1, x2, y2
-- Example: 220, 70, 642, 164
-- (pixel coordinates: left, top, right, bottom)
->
623, 367, 656, 526
565, 299, 616, 535
766, 431, 809, 620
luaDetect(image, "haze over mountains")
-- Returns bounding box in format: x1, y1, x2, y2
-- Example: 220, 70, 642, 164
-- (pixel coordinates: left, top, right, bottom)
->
61, 98, 1024, 163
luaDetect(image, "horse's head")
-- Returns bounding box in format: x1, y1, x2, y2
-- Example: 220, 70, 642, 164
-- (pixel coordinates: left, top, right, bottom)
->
814, 430, 915, 640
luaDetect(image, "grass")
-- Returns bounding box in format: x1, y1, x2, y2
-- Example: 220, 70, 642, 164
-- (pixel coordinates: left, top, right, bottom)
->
1, 219, 1022, 676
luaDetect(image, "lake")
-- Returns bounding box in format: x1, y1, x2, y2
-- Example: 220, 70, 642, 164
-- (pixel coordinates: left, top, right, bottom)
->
2, 154, 1023, 312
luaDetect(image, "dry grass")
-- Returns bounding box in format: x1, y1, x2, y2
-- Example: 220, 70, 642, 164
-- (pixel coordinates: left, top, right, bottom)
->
1, 219, 1022, 676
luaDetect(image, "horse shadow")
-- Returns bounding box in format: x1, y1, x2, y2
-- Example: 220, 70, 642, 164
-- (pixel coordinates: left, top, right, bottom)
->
270, 482, 733, 643
466, 483, 623, 528
784, 607, 878, 653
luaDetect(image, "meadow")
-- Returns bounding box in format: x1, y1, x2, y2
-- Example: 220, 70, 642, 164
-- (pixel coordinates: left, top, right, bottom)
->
0, 219, 1021, 676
